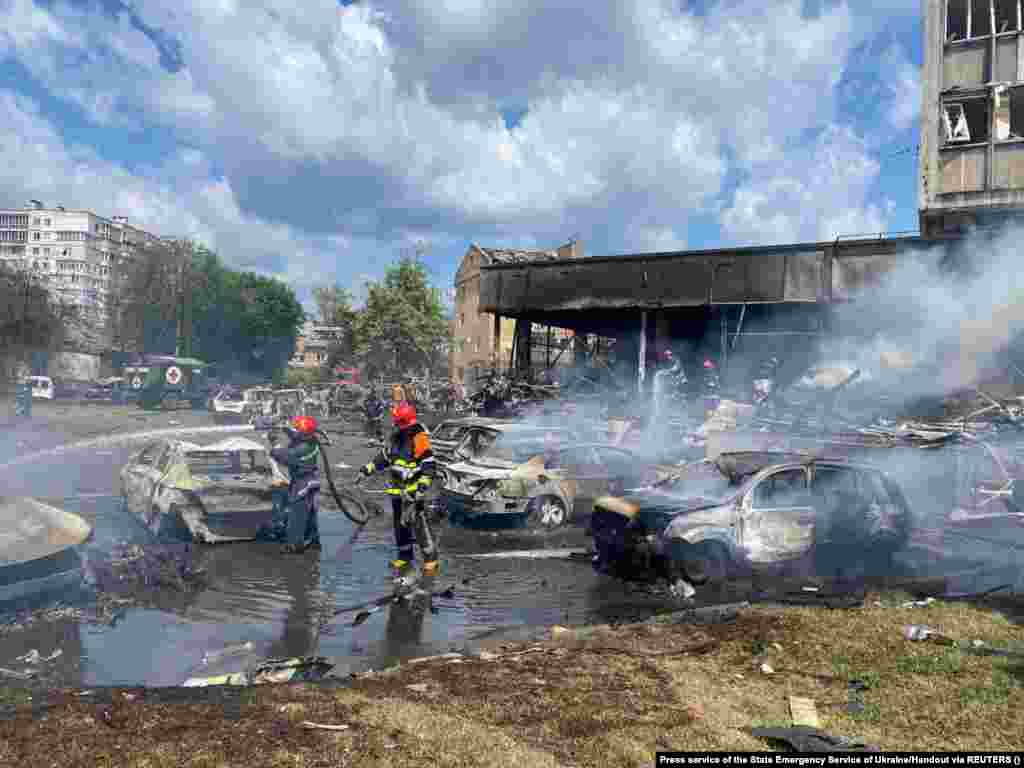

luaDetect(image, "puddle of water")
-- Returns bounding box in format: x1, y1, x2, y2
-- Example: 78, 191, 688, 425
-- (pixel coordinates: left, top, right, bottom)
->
0, 433, 651, 689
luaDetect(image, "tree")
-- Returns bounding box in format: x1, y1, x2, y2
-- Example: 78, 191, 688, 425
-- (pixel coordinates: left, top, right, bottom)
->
109, 240, 304, 378
352, 256, 451, 381
0, 263, 79, 383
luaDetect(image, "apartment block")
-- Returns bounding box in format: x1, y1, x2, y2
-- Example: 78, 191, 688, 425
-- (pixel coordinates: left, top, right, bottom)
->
921, 0, 1024, 235
0, 200, 163, 330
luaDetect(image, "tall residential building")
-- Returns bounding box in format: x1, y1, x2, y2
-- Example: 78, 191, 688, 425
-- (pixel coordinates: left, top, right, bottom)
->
449, 240, 581, 388
920, 0, 1024, 237
0, 200, 163, 340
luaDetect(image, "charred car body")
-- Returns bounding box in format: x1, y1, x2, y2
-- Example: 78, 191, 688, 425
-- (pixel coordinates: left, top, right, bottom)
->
440, 422, 672, 531
119, 437, 289, 543
590, 451, 911, 591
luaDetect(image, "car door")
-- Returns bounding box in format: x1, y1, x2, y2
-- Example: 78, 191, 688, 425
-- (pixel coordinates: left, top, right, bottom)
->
739, 466, 814, 565
135, 442, 171, 515
559, 446, 604, 519
123, 442, 164, 511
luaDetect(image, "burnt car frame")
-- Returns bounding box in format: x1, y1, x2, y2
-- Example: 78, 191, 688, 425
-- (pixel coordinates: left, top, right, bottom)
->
119, 437, 289, 543
440, 422, 671, 531
430, 416, 513, 463
590, 451, 912, 591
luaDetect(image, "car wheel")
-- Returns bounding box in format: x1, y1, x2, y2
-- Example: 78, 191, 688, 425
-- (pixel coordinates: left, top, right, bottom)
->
526, 495, 568, 531
681, 542, 729, 586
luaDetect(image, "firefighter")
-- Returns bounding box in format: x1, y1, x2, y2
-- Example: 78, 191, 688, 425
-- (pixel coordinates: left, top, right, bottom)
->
363, 387, 385, 439
360, 401, 439, 577
269, 415, 322, 554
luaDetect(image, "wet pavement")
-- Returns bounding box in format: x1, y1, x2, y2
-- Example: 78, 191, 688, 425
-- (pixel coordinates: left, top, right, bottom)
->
1, 404, 1022, 691
0, 413, 670, 689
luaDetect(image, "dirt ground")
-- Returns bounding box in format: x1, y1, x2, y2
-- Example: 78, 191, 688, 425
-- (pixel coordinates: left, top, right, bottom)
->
1, 591, 1021, 767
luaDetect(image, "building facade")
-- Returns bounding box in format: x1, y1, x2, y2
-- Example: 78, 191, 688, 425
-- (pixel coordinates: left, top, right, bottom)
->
449, 240, 581, 388
920, 0, 1024, 236
0, 200, 163, 337
289, 320, 347, 369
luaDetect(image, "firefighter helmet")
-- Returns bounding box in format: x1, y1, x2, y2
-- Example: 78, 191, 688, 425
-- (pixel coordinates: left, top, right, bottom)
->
392, 402, 417, 429
292, 415, 318, 434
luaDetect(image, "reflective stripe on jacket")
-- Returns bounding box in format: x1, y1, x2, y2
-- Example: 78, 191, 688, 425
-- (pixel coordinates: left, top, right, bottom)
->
363, 423, 435, 496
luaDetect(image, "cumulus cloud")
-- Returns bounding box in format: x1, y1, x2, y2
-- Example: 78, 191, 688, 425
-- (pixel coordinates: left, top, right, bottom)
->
721, 125, 886, 244
0, 0, 915, 284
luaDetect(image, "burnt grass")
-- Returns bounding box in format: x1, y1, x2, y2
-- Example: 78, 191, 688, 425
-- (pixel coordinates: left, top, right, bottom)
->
0, 591, 1022, 766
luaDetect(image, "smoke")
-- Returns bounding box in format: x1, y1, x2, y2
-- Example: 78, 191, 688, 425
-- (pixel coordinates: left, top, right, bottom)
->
822, 223, 1024, 401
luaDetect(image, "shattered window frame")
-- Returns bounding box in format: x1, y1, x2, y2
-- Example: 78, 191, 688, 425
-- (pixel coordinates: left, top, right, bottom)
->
994, 85, 1024, 141
994, 0, 1021, 32
947, 0, 969, 40
941, 98, 990, 145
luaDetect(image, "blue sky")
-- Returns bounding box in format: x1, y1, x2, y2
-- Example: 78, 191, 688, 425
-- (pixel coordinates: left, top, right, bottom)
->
0, 0, 922, 314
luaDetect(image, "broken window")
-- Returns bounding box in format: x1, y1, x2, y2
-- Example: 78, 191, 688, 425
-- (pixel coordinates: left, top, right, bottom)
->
943, 99, 989, 143
972, 0, 993, 36
948, 0, 968, 40
994, 85, 1024, 139
995, 0, 1019, 31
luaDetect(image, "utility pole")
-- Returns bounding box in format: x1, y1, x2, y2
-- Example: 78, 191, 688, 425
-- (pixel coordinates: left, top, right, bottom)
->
174, 242, 192, 358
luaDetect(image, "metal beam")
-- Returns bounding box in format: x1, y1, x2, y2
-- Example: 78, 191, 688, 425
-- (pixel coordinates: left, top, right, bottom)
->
638, 310, 648, 394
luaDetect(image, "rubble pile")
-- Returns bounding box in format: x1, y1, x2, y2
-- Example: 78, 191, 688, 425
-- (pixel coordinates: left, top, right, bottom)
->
86, 543, 208, 594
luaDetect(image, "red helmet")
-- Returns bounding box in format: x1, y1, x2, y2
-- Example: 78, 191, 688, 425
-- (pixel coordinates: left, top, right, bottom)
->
292, 415, 318, 434
659, 349, 673, 362
392, 401, 417, 429
703, 359, 715, 369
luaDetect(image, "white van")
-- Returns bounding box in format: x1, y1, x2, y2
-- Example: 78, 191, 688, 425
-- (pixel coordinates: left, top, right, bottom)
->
29, 376, 55, 400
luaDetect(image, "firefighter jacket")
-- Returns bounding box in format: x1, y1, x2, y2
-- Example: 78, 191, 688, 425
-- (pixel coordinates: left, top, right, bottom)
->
364, 423, 435, 496
271, 433, 321, 501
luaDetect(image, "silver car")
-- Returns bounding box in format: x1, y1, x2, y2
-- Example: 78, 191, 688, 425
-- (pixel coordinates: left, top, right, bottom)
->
119, 437, 289, 543
590, 451, 912, 590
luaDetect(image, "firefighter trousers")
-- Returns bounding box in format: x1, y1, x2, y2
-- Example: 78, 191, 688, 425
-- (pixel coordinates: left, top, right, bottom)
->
391, 494, 437, 564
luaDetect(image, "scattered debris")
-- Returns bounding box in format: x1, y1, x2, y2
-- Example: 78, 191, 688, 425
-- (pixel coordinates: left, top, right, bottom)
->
405, 683, 431, 693
301, 722, 349, 732
902, 597, 936, 608
0, 667, 34, 680
14, 648, 62, 665
750, 726, 880, 753
183, 656, 334, 688
202, 641, 255, 666
760, 662, 775, 675
789, 696, 821, 728
903, 624, 955, 645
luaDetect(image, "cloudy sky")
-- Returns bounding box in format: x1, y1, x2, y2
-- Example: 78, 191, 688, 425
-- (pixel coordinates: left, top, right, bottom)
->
0, 0, 921, 313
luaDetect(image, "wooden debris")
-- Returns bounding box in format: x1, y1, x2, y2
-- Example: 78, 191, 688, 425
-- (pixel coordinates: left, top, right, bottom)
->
789, 696, 821, 728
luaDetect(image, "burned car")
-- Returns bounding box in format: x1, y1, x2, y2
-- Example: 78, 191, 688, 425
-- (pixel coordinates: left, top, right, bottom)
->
430, 416, 512, 463
589, 451, 911, 591
441, 422, 672, 531
119, 437, 289, 543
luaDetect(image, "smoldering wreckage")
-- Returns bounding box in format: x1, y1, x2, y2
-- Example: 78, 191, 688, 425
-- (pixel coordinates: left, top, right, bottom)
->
3, 244, 1024, 754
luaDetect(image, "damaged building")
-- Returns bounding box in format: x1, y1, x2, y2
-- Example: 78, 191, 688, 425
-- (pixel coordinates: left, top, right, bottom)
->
921, 0, 1024, 236
450, 240, 581, 388
476, 235, 947, 392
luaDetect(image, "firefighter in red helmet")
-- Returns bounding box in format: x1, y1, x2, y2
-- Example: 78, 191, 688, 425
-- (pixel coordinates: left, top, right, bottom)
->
360, 401, 439, 577
268, 415, 322, 554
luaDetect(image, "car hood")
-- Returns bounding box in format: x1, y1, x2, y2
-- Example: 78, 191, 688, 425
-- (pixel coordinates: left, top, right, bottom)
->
443, 460, 514, 480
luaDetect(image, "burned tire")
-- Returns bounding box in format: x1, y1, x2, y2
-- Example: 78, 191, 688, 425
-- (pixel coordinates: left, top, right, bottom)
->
681, 542, 729, 586
526, 495, 568, 532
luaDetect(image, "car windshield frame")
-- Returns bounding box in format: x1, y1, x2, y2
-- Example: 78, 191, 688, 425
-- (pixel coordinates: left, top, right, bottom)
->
185, 449, 271, 476
455, 428, 564, 464
654, 459, 738, 504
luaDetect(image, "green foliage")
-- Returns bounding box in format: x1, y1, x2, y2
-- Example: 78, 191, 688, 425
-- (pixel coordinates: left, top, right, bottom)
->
352, 256, 451, 381
283, 367, 324, 387
114, 240, 304, 379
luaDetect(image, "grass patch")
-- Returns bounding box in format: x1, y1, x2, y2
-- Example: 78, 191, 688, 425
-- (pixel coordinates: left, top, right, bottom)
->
895, 649, 963, 675
0, 591, 1021, 765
